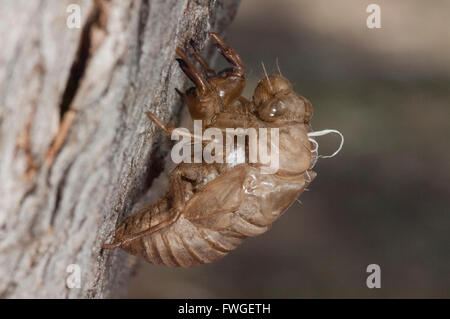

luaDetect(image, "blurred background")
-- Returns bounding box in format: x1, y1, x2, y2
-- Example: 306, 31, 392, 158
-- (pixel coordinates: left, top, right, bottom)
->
128, 0, 450, 298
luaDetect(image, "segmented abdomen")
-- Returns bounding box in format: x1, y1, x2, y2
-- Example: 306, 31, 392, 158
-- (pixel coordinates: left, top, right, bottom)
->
116, 169, 314, 267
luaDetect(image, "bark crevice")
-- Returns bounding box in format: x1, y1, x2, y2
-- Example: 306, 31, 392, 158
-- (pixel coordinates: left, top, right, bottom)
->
59, 4, 102, 119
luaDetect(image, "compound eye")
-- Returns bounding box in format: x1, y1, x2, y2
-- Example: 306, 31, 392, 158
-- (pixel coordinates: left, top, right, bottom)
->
269, 100, 286, 117
258, 98, 287, 121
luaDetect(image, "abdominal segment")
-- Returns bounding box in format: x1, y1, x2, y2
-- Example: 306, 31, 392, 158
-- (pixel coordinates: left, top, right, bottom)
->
119, 168, 314, 267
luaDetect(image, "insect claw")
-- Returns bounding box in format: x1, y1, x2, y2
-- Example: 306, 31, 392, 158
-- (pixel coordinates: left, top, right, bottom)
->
175, 51, 209, 93
175, 57, 187, 68
209, 32, 245, 76
175, 47, 188, 60
209, 32, 223, 47
175, 88, 184, 98
189, 39, 216, 77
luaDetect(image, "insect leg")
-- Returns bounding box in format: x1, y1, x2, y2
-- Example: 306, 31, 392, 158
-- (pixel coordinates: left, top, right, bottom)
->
102, 208, 181, 250
209, 32, 245, 77
146, 111, 217, 145
189, 40, 216, 77
146, 111, 176, 136
176, 47, 210, 94
102, 166, 192, 250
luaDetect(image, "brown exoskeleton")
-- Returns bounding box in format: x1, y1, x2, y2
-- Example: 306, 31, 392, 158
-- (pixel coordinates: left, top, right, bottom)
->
103, 33, 316, 267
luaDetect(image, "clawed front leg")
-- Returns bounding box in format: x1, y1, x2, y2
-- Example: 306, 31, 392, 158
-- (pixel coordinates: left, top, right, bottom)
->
190, 39, 216, 78
174, 33, 247, 123
209, 32, 245, 77
175, 47, 210, 95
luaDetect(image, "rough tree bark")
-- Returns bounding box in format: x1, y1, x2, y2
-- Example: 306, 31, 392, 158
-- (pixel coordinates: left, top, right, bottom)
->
0, 0, 240, 298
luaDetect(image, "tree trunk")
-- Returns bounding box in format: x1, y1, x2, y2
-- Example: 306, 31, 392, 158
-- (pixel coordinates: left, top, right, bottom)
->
0, 0, 240, 298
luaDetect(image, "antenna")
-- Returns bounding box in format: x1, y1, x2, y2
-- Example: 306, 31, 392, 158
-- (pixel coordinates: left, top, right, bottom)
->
275, 57, 283, 76
261, 61, 273, 92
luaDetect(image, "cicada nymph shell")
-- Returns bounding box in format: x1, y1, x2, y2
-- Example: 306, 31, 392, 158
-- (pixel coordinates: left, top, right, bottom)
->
103, 33, 317, 267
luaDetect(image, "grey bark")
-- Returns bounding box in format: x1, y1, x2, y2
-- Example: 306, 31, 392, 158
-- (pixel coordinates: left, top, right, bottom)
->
0, 0, 240, 298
